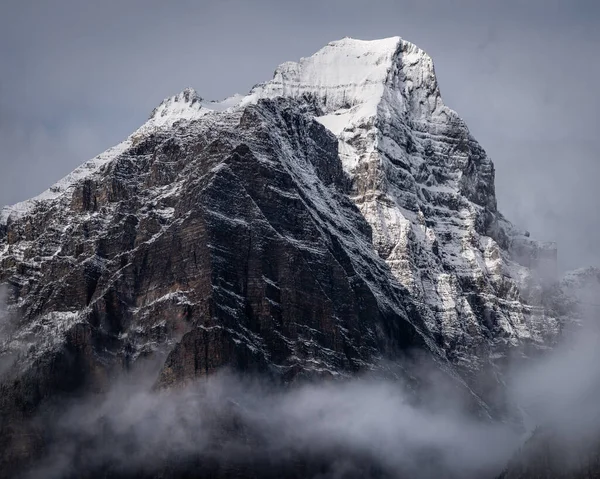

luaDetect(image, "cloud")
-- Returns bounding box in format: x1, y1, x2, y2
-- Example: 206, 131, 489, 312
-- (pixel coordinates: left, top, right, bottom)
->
2, 4, 599, 472
19, 274, 600, 479
25, 366, 519, 479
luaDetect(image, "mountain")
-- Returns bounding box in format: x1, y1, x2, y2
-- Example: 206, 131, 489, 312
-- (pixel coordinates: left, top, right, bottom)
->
0, 36, 587, 477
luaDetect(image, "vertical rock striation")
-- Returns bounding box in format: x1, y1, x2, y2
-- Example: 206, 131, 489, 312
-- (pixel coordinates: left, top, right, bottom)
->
0, 36, 581, 477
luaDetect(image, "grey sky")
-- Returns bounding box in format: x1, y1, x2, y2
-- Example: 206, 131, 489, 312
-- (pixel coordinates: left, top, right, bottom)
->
1, 0, 598, 271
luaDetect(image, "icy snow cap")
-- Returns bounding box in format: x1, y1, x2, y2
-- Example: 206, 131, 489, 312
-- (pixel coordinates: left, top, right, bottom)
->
137, 89, 245, 135
132, 87, 218, 138
147, 87, 208, 126
245, 37, 402, 107
242, 36, 441, 135
0, 37, 445, 225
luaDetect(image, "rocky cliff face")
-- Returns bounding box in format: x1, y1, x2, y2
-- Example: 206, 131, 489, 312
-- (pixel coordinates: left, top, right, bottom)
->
0, 37, 581, 477
243, 37, 562, 373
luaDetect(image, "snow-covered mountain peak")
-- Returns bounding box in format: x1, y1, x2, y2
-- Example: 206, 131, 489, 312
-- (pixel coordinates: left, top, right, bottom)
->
0, 37, 575, 446
242, 37, 397, 123
147, 87, 208, 125
139, 89, 246, 136
138, 36, 441, 141
241, 36, 441, 136
235, 36, 557, 362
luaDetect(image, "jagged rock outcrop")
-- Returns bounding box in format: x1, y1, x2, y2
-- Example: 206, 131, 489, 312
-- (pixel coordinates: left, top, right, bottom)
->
0, 95, 443, 476
0, 36, 582, 477
243, 37, 562, 374
0, 96, 436, 383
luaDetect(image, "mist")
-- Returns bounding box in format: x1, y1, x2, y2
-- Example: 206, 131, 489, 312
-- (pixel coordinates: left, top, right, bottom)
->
2, 3, 599, 476
18, 284, 600, 479
26, 368, 519, 479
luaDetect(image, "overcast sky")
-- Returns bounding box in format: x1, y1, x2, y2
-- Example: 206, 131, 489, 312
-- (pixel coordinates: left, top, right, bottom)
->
0, 0, 598, 271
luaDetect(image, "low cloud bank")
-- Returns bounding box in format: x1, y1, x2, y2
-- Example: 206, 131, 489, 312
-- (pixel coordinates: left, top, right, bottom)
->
26, 369, 518, 479
16, 283, 600, 479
